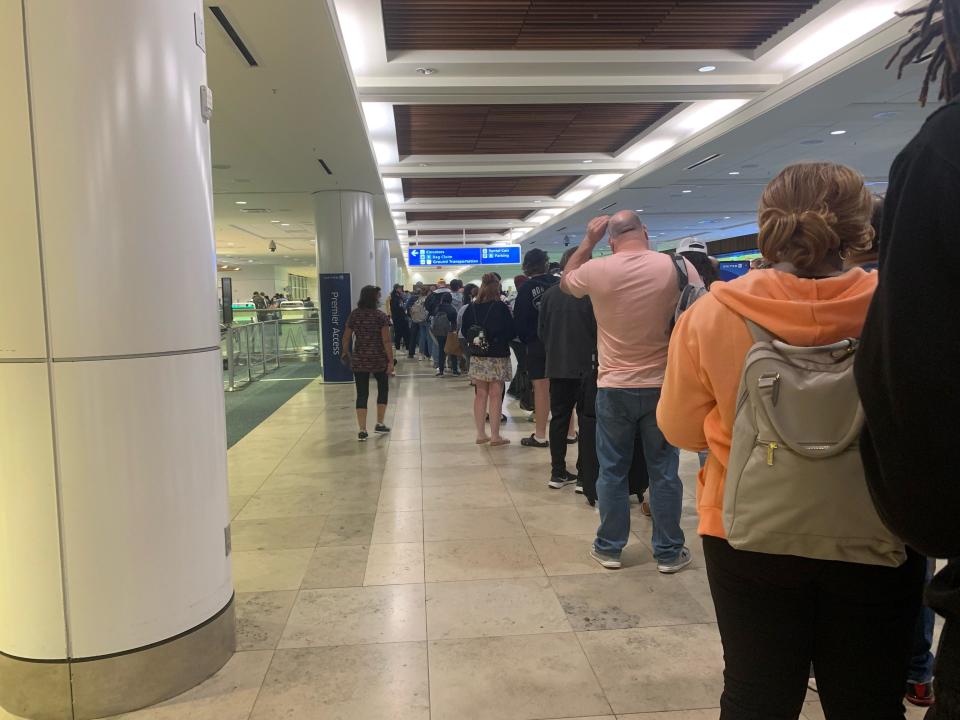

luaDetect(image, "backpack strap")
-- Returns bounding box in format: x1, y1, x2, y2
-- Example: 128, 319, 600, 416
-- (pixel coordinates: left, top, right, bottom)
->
671, 254, 689, 291
743, 319, 779, 344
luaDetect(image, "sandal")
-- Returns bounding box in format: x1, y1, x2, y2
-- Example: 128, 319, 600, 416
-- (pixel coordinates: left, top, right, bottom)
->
521, 434, 549, 448
490, 438, 511, 447
476, 437, 491, 445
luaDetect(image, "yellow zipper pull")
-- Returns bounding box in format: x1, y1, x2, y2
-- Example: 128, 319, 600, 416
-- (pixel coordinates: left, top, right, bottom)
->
767, 442, 779, 466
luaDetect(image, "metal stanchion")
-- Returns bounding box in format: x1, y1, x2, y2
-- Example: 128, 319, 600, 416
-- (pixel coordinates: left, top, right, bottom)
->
274, 320, 281, 369
226, 328, 236, 391
245, 326, 253, 384
259, 322, 268, 376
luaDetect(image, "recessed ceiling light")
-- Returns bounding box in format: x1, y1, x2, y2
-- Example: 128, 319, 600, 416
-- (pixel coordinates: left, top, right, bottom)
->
418, 163, 429, 167
724, 216, 732, 219
830, 130, 847, 135
682, 190, 693, 194
270, 220, 281, 223
534, 200, 542, 204
728, 171, 740, 175
280, 223, 290, 226
235, 201, 247, 205
582, 159, 593, 164
415, 67, 436, 75
636, 209, 644, 213
248, 259, 254, 263
698, 65, 717, 73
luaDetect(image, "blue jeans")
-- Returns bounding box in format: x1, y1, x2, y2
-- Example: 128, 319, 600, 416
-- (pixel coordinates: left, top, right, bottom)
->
909, 558, 937, 683
417, 321, 432, 358
594, 387, 685, 562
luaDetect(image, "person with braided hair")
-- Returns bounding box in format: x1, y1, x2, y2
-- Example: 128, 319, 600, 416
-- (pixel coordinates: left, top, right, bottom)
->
857, 1, 960, 717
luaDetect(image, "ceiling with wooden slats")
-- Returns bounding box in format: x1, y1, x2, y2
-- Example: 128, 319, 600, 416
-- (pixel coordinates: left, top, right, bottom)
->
406, 210, 531, 222
402, 175, 580, 200
395, 103, 680, 157
381, 0, 819, 51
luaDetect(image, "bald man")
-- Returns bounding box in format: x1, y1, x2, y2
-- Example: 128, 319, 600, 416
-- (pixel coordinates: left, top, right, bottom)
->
562, 210, 701, 573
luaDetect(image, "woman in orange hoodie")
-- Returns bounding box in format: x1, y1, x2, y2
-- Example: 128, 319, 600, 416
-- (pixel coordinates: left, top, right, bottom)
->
658, 163, 925, 719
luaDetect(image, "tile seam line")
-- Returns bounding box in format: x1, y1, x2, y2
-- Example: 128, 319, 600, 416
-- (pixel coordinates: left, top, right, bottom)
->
19, 3, 76, 713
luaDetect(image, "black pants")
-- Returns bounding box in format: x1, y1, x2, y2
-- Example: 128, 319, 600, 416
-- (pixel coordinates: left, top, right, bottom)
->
549, 378, 582, 475
407, 323, 419, 357
434, 335, 447, 374
354, 371, 388, 409
392, 315, 409, 350
703, 536, 925, 720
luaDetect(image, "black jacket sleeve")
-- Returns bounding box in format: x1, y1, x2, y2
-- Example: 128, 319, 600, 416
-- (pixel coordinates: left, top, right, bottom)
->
513, 284, 536, 343
855, 106, 960, 559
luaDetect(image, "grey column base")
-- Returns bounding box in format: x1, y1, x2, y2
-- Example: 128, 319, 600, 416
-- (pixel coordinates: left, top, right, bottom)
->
0, 596, 235, 720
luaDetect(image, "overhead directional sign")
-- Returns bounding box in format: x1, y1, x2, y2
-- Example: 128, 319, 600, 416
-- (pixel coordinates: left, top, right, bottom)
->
407, 245, 521, 267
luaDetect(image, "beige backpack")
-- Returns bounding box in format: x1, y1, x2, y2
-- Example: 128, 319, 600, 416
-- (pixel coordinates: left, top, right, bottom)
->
723, 320, 905, 567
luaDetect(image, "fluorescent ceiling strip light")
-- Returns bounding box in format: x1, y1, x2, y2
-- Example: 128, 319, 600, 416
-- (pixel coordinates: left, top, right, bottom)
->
782, 4, 897, 71
624, 138, 676, 164
677, 99, 749, 134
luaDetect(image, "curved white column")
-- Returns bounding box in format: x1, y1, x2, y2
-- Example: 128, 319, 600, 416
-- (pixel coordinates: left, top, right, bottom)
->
391, 258, 401, 287
313, 190, 376, 308
375, 239, 393, 297
0, 1, 233, 717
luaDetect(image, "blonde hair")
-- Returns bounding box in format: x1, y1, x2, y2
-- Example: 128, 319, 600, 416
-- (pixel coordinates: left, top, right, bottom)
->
758, 162, 874, 272
476, 273, 502, 303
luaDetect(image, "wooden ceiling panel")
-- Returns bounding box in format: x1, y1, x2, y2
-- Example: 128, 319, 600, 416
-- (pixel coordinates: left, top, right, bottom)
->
402, 175, 580, 199
382, 0, 818, 51
395, 103, 679, 156
406, 210, 530, 221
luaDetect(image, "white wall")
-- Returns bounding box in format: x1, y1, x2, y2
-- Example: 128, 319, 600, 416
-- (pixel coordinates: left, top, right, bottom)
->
217, 266, 276, 304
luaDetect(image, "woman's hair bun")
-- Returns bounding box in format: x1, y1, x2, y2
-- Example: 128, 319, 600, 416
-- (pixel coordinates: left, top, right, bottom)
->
758, 163, 874, 271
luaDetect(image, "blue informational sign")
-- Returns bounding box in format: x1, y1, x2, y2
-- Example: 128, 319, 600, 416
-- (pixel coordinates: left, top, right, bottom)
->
318, 273, 353, 383
718, 261, 752, 282
408, 245, 521, 267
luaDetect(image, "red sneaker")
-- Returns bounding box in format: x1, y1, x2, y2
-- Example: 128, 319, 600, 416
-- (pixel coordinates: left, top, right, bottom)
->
905, 681, 935, 707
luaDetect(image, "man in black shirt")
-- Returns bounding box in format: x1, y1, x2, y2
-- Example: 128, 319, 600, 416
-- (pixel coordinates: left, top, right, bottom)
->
856, 2, 960, 714
513, 248, 559, 447
539, 246, 597, 488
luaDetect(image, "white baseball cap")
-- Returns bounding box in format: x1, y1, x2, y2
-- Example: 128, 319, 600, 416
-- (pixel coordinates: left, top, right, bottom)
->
677, 237, 708, 255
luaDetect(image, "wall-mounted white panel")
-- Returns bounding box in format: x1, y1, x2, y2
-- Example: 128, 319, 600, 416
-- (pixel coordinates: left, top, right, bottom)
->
24, 0, 219, 358
54, 350, 231, 657
0, 3, 47, 360
0, 364, 67, 659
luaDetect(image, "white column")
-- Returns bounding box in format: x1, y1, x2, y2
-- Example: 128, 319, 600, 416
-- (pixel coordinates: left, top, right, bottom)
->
391, 257, 400, 286
375, 239, 392, 296
313, 190, 376, 308
0, 2, 233, 718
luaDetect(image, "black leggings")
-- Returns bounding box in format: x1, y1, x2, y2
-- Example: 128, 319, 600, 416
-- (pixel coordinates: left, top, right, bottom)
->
703, 536, 925, 720
354, 371, 388, 409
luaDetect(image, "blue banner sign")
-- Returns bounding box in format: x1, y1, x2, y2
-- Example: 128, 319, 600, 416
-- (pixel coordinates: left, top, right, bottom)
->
318, 273, 353, 383
408, 245, 521, 267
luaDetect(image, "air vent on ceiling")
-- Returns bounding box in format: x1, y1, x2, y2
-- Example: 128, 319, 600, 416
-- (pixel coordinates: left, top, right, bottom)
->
240, 208, 271, 214
212, 163, 231, 170
208, 6, 258, 67
685, 153, 723, 170
318, 159, 333, 175
599, 202, 617, 212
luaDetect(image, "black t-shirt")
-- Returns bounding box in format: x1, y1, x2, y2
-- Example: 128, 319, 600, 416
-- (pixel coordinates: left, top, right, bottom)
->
461, 301, 516, 358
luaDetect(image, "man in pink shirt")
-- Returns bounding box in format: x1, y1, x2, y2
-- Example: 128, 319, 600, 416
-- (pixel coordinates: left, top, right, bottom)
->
562, 210, 699, 573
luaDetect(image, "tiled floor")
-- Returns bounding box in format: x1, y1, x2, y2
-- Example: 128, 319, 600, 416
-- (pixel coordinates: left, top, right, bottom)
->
2, 359, 929, 720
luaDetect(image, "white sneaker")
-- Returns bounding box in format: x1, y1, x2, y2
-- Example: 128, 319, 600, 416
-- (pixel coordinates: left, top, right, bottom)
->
657, 547, 692, 574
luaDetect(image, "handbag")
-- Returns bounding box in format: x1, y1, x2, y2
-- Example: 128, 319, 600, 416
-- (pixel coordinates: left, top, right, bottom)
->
444, 332, 462, 356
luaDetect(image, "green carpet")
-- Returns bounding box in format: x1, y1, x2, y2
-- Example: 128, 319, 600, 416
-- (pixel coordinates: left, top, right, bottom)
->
224, 360, 322, 448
